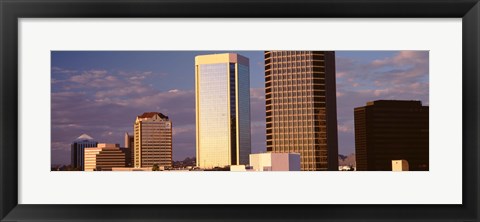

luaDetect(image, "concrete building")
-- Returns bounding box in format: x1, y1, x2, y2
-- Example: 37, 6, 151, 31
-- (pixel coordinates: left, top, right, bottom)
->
195, 53, 251, 168
84, 143, 126, 171
124, 132, 134, 167
354, 100, 429, 171
134, 112, 172, 168
392, 160, 409, 171
264, 51, 338, 171
249, 152, 300, 171
70, 133, 97, 170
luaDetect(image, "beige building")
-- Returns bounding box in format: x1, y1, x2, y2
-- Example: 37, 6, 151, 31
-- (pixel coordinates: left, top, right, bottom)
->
134, 112, 172, 168
265, 51, 338, 171
84, 143, 126, 171
195, 53, 251, 168
392, 160, 409, 171
249, 152, 300, 171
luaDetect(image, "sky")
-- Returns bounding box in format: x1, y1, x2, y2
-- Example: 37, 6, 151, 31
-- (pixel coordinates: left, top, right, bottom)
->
51, 51, 429, 165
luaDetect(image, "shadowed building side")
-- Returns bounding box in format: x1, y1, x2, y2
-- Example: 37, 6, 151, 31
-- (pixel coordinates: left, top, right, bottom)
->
354, 100, 429, 171
124, 132, 134, 167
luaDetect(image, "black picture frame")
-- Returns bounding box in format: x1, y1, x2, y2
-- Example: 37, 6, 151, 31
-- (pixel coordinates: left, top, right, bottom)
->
1, 0, 479, 221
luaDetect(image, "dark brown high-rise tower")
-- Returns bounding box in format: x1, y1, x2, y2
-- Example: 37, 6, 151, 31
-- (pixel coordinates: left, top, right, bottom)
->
354, 100, 429, 171
264, 51, 338, 171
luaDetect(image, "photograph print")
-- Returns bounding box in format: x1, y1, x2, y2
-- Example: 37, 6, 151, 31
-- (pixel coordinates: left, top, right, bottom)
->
51, 51, 429, 172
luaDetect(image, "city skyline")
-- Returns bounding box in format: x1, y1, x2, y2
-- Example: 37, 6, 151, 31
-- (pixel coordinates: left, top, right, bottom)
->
51, 51, 429, 165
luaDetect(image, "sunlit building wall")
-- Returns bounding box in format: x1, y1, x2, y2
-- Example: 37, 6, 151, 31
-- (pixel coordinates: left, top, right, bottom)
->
84, 143, 126, 171
195, 53, 251, 168
392, 160, 409, 171
249, 152, 300, 171
264, 51, 339, 171
134, 112, 172, 168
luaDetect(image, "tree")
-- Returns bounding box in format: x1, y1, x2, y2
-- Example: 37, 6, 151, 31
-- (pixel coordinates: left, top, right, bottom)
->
152, 164, 160, 171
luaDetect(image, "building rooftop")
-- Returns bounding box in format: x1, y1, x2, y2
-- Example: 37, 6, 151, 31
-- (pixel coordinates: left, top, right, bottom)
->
365, 100, 424, 107
137, 112, 168, 120
74, 133, 95, 142
195, 53, 249, 66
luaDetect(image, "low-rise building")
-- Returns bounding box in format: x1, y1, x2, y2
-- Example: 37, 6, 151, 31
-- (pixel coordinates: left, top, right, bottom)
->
111, 167, 152, 171
84, 143, 126, 171
249, 152, 300, 171
230, 165, 254, 172
392, 160, 409, 171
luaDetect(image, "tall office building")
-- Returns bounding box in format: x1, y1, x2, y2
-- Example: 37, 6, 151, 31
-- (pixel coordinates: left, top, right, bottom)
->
133, 112, 172, 168
354, 100, 429, 171
70, 133, 98, 170
195, 53, 251, 168
124, 132, 134, 167
265, 51, 338, 171
84, 143, 126, 171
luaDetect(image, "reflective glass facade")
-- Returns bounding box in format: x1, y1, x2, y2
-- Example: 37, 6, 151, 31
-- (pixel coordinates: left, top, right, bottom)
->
195, 53, 251, 168
237, 64, 251, 164
265, 51, 338, 171
71, 134, 98, 170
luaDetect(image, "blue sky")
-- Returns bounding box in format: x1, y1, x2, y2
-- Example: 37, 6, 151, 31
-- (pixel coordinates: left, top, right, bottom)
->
51, 51, 429, 165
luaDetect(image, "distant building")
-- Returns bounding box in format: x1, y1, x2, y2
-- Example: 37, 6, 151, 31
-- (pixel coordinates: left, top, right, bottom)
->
338, 165, 354, 171
354, 100, 429, 171
111, 167, 152, 171
124, 132, 134, 167
120, 147, 132, 167
264, 51, 339, 171
392, 160, 409, 171
134, 112, 172, 168
249, 152, 301, 171
84, 143, 126, 171
71, 134, 98, 170
195, 53, 251, 168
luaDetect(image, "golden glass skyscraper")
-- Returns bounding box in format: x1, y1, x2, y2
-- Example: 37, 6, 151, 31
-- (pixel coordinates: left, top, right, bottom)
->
133, 112, 172, 168
195, 53, 251, 168
265, 51, 338, 171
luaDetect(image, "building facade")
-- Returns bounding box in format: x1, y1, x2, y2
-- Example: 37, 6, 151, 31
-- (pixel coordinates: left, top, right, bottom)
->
84, 143, 126, 171
195, 53, 251, 168
124, 132, 134, 167
134, 112, 172, 168
249, 152, 301, 171
70, 133, 98, 170
264, 51, 338, 171
392, 160, 409, 171
354, 100, 429, 171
